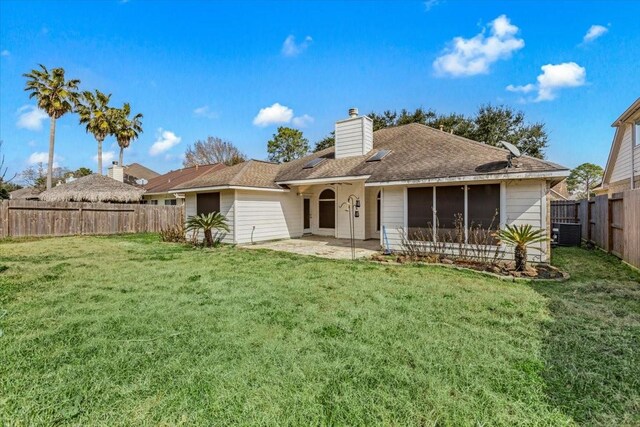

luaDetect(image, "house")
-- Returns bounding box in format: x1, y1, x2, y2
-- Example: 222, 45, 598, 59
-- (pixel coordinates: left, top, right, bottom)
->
596, 97, 640, 195
168, 109, 568, 262
38, 173, 145, 203
9, 187, 41, 200
142, 163, 226, 205
549, 179, 570, 201
111, 162, 160, 186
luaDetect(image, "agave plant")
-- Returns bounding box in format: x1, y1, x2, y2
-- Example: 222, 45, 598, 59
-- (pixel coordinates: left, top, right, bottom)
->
185, 212, 230, 247
496, 224, 548, 271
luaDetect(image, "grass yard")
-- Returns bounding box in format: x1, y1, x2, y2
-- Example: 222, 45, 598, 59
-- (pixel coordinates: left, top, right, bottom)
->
1, 235, 638, 426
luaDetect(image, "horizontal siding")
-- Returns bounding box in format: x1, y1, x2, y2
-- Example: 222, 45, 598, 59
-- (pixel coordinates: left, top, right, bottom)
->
611, 125, 633, 182
381, 187, 405, 251
335, 117, 365, 158
184, 190, 234, 244
234, 190, 302, 244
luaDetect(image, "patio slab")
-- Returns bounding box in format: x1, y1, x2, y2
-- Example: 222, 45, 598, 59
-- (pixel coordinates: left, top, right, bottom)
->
242, 235, 382, 260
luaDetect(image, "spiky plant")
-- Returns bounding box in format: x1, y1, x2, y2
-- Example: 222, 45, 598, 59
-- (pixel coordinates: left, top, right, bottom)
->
185, 212, 230, 247
110, 103, 143, 166
496, 224, 548, 271
77, 90, 113, 175
23, 65, 80, 189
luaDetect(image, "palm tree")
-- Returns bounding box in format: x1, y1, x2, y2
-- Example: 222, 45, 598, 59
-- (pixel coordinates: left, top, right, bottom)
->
23, 65, 80, 189
185, 212, 230, 247
111, 103, 143, 166
496, 224, 549, 271
77, 90, 113, 175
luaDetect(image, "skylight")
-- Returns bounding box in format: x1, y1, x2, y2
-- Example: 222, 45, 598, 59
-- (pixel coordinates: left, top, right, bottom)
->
366, 150, 391, 162
303, 157, 327, 169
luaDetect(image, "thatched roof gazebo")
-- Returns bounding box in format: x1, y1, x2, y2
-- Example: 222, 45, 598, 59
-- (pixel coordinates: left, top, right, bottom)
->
39, 174, 145, 203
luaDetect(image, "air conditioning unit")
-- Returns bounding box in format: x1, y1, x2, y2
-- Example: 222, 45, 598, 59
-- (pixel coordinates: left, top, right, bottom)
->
551, 222, 582, 247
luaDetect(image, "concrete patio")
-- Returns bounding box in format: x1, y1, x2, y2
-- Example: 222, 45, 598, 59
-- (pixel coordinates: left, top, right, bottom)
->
242, 235, 382, 260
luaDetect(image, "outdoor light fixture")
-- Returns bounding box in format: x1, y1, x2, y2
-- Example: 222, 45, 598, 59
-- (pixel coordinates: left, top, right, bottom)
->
355, 211, 360, 218
355, 200, 361, 208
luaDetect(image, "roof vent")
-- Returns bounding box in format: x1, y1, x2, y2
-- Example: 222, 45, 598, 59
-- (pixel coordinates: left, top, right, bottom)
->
303, 157, 327, 169
366, 149, 391, 162
348, 108, 358, 118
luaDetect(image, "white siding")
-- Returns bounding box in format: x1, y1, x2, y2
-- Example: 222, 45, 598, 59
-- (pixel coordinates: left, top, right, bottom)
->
184, 190, 235, 244
381, 180, 550, 262
334, 116, 373, 158
335, 181, 366, 240
610, 124, 634, 183
365, 187, 380, 240
234, 190, 302, 244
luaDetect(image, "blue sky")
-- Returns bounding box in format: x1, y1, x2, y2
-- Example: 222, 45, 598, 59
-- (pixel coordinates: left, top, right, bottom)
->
1, 0, 639, 179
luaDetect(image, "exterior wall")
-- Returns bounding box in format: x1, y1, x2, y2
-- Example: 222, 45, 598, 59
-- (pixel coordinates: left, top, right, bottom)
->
610, 124, 634, 183
184, 190, 235, 244
234, 190, 302, 244
605, 176, 640, 195
380, 179, 550, 263
334, 116, 373, 158
143, 195, 177, 205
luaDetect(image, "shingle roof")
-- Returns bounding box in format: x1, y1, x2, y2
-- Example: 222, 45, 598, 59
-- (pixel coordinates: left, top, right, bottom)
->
276, 123, 567, 183
144, 163, 226, 194
171, 160, 282, 190
124, 163, 160, 181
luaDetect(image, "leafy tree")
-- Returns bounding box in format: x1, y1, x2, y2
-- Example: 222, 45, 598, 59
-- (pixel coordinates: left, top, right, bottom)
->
567, 163, 603, 200
111, 103, 143, 166
186, 212, 230, 247
496, 224, 548, 272
313, 132, 335, 152
183, 137, 247, 167
23, 65, 80, 189
77, 90, 113, 175
63, 167, 93, 180
267, 127, 309, 163
20, 163, 69, 190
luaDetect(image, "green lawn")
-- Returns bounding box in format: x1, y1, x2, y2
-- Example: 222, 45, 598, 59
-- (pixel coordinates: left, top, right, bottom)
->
0, 235, 638, 426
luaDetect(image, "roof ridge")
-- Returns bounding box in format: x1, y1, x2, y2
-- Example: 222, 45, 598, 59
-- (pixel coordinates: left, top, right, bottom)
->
228, 160, 257, 185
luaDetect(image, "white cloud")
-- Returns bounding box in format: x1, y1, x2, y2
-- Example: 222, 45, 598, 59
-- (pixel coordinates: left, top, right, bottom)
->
1, 50, 9, 57
193, 105, 218, 119
253, 103, 294, 126
424, 0, 440, 11
94, 151, 115, 164
28, 151, 62, 168
149, 129, 181, 156
16, 105, 48, 131
281, 35, 313, 57
433, 14, 524, 77
583, 24, 608, 43
291, 114, 314, 128
506, 62, 586, 102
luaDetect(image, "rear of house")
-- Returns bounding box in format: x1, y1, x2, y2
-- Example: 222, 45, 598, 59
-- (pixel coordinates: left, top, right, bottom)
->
170, 109, 569, 263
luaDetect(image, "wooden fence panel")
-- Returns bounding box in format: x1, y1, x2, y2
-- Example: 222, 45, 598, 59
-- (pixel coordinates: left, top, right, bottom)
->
0, 200, 183, 238
609, 197, 624, 258
623, 189, 640, 269
550, 201, 579, 223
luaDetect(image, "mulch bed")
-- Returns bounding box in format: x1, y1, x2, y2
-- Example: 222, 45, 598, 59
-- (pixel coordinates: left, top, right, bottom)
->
372, 254, 567, 280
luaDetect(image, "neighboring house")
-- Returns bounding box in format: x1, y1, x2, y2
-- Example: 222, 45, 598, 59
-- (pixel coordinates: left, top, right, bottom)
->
550, 179, 571, 201
142, 163, 226, 205
596, 97, 640, 195
169, 109, 568, 262
9, 187, 41, 200
117, 162, 160, 186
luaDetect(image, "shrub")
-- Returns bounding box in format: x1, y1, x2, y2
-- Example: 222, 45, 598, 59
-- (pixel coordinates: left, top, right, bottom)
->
159, 223, 186, 243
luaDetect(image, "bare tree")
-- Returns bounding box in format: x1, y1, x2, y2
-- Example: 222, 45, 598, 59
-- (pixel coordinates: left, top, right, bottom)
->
183, 137, 247, 167
0, 140, 16, 185
20, 163, 69, 190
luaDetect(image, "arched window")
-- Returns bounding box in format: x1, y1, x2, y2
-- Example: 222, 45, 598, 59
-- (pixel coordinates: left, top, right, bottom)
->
376, 191, 381, 231
318, 189, 335, 229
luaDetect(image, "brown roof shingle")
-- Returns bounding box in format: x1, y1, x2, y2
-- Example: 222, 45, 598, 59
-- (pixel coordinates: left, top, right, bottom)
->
124, 163, 160, 181
172, 160, 282, 191
144, 164, 226, 194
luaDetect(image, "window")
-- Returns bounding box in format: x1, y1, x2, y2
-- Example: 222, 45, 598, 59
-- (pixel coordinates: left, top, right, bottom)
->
435, 186, 465, 242
407, 187, 433, 239
467, 184, 500, 244
197, 192, 220, 215
318, 189, 335, 229
164, 199, 177, 206
635, 121, 640, 147
148, 199, 158, 205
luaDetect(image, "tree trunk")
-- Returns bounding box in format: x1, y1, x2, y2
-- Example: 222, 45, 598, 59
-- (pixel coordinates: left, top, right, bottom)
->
204, 229, 213, 247
47, 117, 56, 190
514, 244, 527, 271
97, 138, 103, 175
119, 146, 124, 167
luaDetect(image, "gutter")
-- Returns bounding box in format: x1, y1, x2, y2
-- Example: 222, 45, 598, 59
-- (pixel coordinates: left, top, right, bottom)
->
169, 185, 290, 193
365, 170, 569, 187
276, 175, 370, 186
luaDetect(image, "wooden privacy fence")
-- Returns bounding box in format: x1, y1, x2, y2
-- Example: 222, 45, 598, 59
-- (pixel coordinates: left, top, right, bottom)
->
0, 200, 184, 239
551, 189, 640, 269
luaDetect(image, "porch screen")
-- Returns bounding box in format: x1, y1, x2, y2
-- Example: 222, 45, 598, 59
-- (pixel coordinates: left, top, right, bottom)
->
435, 186, 465, 242
467, 184, 500, 244
318, 189, 335, 229
407, 187, 433, 239
197, 192, 220, 215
